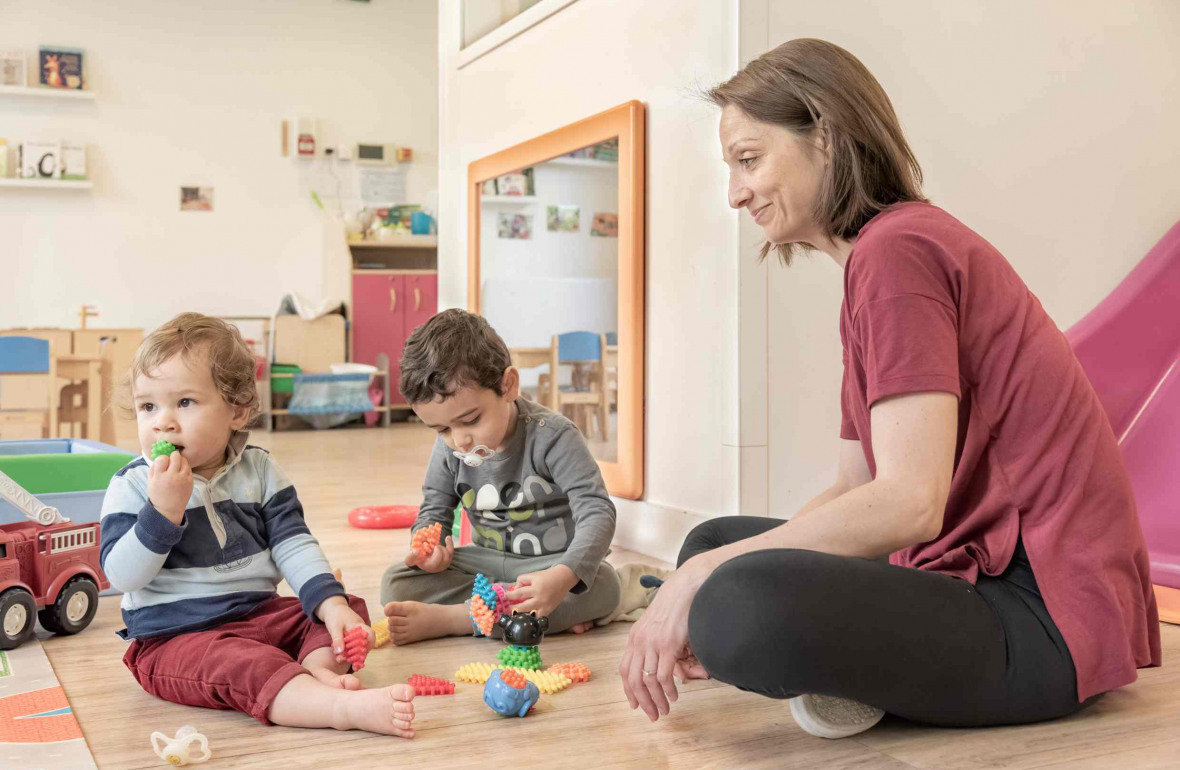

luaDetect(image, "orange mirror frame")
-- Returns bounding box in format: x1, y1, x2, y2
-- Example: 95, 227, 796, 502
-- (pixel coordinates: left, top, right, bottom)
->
467, 100, 645, 499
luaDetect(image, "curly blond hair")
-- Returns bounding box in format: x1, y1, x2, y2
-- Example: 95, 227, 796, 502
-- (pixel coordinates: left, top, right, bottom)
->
118, 313, 260, 422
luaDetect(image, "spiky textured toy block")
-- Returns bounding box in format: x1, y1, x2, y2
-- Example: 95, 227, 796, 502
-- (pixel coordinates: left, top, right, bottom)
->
151, 440, 177, 459
499, 668, 528, 690
547, 662, 591, 683
456, 662, 497, 684
411, 522, 443, 558
473, 573, 496, 608
497, 644, 542, 671
372, 617, 390, 648
341, 626, 369, 671
455, 662, 570, 692
470, 594, 496, 637
407, 674, 455, 695
517, 668, 570, 694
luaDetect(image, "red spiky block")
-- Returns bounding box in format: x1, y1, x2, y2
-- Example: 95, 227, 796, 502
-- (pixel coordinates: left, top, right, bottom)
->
407, 674, 456, 695
342, 626, 370, 671
411, 522, 443, 558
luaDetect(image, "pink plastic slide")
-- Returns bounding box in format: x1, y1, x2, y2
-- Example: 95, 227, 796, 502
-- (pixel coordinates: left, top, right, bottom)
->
1066, 219, 1180, 624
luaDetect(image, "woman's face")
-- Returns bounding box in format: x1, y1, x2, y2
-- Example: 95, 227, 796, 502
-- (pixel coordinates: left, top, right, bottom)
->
720, 104, 826, 247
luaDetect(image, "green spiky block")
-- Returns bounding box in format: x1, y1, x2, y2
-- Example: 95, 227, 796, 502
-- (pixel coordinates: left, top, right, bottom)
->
497, 645, 542, 671
151, 440, 178, 459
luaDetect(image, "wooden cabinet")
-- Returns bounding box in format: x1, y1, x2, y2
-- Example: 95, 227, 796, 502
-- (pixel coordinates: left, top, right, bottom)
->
350, 271, 437, 407
0, 327, 141, 445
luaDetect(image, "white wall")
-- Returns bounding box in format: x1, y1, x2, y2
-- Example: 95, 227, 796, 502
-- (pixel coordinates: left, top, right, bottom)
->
0, 0, 437, 333
750, 0, 1180, 516
439, 0, 741, 559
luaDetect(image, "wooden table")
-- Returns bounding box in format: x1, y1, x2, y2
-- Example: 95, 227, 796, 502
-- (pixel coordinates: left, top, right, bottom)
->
56, 355, 103, 440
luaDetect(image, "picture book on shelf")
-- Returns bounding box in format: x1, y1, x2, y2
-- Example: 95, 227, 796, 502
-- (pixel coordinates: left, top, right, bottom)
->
38, 46, 84, 90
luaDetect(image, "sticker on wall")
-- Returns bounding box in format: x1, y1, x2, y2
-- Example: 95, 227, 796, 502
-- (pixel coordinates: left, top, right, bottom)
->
498, 213, 532, 240
546, 205, 579, 233
180, 186, 213, 212
590, 212, 618, 238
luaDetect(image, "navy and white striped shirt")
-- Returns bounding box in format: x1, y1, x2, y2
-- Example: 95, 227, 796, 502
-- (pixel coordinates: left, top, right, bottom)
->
99, 432, 344, 640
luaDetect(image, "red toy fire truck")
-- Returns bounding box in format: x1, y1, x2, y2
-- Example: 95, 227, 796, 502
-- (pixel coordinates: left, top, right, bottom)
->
0, 470, 109, 650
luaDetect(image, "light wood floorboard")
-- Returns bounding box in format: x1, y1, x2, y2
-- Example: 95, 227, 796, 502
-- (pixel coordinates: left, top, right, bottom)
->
41, 424, 1178, 768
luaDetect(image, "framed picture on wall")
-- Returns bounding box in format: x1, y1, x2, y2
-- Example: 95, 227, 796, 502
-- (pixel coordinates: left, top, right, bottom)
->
591, 212, 618, 237
497, 213, 533, 239
0, 50, 26, 86
546, 204, 579, 232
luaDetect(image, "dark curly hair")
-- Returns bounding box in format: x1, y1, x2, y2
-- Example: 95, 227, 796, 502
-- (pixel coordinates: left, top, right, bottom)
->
399, 309, 512, 405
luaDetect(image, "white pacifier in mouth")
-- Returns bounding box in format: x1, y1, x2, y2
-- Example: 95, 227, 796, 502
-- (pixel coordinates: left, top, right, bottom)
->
453, 445, 495, 467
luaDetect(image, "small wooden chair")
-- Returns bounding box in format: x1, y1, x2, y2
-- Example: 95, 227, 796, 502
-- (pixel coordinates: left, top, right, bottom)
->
0, 337, 58, 439
537, 332, 609, 440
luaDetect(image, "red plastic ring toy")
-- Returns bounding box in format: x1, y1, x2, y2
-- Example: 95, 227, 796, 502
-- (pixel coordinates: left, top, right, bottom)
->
347, 504, 419, 529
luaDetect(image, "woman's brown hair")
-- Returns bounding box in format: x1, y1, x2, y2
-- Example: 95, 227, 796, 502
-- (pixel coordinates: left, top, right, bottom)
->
708, 38, 928, 264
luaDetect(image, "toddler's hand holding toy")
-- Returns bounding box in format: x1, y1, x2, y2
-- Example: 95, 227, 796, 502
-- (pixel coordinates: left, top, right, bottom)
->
505, 564, 578, 619
147, 451, 193, 525
318, 596, 373, 664
404, 534, 455, 573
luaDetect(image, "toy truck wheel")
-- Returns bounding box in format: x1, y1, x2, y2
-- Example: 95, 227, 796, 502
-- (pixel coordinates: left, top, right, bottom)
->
0, 589, 37, 650
38, 577, 99, 636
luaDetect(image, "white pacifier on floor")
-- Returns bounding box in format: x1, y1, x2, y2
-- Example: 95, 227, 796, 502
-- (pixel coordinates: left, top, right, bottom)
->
454, 444, 496, 467
150, 725, 211, 766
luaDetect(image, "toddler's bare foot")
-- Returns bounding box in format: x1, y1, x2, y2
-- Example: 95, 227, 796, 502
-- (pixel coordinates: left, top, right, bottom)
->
338, 684, 416, 737
384, 601, 472, 645
302, 647, 363, 689
311, 669, 364, 690
570, 621, 594, 634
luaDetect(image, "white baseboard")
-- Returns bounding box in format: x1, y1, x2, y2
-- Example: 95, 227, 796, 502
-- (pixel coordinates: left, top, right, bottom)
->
610, 497, 713, 566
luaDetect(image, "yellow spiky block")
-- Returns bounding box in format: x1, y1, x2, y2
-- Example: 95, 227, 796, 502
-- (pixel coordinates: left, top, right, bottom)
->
453, 663, 571, 693
455, 662, 497, 684
516, 667, 571, 694
372, 618, 390, 648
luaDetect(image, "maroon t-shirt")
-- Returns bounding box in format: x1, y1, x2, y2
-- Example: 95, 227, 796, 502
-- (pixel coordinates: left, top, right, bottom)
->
839, 202, 1160, 702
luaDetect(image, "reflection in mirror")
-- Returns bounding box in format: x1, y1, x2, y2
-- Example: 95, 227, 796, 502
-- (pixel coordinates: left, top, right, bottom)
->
479, 139, 620, 463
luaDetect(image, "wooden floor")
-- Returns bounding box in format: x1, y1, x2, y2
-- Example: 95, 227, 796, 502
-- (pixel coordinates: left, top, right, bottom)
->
43, 424, 1179, 769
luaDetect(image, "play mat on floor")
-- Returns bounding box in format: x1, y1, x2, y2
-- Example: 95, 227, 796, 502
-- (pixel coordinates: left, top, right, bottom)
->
0, 636, 96, 770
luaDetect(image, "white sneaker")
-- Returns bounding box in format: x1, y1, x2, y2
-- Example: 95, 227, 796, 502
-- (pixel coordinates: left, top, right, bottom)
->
788, 694, 885, 739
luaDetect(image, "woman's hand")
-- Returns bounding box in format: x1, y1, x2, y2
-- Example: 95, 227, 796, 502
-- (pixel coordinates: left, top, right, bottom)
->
618, 557, 713, 721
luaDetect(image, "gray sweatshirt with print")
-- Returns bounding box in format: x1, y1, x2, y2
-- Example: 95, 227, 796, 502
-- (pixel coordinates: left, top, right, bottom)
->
414, 397, 615, 591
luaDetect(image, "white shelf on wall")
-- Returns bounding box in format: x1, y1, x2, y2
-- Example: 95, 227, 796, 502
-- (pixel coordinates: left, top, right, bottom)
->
481, 195, 537, 205
544, 157, 617, 169
0, 85, 97, 101
0, 178, 93, 190
348, 235, 438, 249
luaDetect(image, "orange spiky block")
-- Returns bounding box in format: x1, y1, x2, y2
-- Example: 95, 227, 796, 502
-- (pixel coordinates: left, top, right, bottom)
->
411, 522, 443, 558
500, 668, 528, 690
470, 594, 496, 636
455, 662, 496, 684
547, 663, 591, 683
372, 617, 390, 648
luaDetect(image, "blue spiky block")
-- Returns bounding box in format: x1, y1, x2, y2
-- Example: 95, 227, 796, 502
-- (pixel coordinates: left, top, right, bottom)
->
473, 573, 497, 612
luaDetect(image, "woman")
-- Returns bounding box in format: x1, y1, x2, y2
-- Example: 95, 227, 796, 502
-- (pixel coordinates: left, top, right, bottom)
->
619, 39, 1160, 738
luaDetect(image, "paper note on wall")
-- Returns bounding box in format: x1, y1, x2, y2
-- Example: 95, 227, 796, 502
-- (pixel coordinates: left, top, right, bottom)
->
359, 166, 406, 207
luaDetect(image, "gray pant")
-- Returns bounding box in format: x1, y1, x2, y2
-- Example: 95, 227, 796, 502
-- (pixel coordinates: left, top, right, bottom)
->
380, 546, 621, 635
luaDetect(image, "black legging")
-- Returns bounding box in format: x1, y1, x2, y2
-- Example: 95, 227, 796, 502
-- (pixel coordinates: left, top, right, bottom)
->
682, 517, 1098, 727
